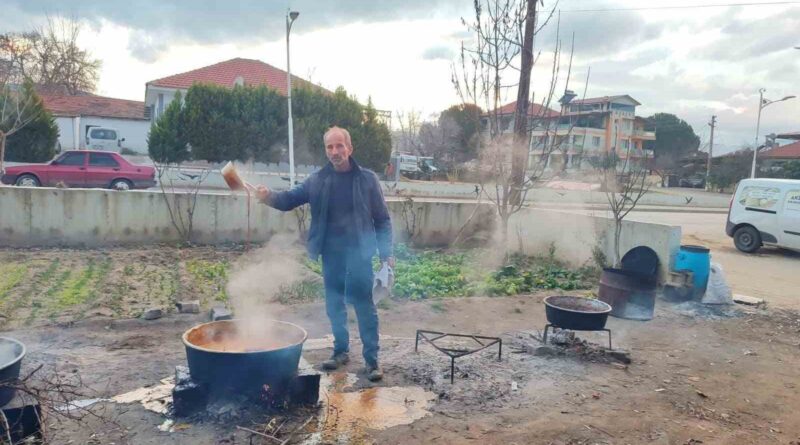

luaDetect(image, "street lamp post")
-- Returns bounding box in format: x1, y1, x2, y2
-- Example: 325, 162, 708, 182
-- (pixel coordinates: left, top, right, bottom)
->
286, 10, 299, 187
750, 89, 796, 178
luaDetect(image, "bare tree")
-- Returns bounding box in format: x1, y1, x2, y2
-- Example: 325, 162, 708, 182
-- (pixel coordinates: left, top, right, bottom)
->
0, 16, 101, 95
154, 164, 211, 245
393, 109, 424, 154
601, 146, 651, 266
452, 0, 570, 248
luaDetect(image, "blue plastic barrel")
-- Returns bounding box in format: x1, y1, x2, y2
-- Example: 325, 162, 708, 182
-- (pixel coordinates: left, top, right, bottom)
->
675, 245, 711, 298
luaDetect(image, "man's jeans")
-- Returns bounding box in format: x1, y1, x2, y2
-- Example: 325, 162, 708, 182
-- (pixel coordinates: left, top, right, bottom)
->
321, 250, 380, 367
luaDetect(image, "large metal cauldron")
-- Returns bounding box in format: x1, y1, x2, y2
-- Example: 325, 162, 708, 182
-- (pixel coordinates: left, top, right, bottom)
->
0, 337, 26, 406
599, 268, 657, 320
544, 296, 612, 330
182, 320, 307, 395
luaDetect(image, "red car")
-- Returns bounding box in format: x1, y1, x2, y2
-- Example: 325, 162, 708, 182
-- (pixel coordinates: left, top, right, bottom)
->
1, 150, 156, 190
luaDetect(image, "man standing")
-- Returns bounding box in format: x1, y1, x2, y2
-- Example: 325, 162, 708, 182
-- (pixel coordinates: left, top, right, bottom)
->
255, 126, 393, 382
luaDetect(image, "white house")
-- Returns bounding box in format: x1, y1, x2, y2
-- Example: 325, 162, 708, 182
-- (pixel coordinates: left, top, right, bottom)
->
40, 94, 150, 154
145, 57, 322, 121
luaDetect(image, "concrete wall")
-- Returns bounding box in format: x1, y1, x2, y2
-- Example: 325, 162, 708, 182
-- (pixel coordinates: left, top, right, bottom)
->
0, 188, 679, 282
0, 187, 495, 249
508, 208, 681, 282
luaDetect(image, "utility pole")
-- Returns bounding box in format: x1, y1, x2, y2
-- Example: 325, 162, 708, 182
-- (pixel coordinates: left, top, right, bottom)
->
706, 115, 716, 190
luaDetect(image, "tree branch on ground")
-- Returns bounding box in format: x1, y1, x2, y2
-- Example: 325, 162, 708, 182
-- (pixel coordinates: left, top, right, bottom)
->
2, 364, 122, 444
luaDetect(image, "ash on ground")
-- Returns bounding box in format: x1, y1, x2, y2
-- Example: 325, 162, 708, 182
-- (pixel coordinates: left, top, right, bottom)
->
668, 300, 744, 320
385, 331, 629, 416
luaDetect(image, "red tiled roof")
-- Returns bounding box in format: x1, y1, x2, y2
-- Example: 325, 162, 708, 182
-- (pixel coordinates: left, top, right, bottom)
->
146, 57, 323, 95
40, 94, 147, 120
494, 101, 559, 117
761, 141, 800, 159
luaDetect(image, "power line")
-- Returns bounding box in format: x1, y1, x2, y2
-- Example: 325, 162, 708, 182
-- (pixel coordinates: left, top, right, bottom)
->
559, 1, 800, 12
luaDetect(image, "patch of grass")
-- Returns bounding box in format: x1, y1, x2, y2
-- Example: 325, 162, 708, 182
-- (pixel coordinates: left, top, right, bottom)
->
389, 248, 594, 301
277, 279, 325, 304
392, 251, 471, 300
376, 298, 392, 310
0, 263, 28, 305
513, 307, 523, 314
52, 260, 97, 309
186, 260, 230, 303
483, 264, 590, 296
73, 258, 112, 320
2, 260, 59, 323
27, 262, 68, 324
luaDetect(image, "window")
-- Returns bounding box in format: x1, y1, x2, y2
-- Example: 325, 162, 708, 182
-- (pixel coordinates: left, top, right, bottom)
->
89, 129, 117, 140
157, 93, 164, 117
592, 136, 601, 147
57, 152, 85, 166
89, 153, 120, 168
739, 186, 781, 209
622, 140, 630, 150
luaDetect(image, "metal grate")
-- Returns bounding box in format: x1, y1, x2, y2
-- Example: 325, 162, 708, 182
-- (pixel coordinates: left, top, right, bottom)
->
415, 330, 502, 384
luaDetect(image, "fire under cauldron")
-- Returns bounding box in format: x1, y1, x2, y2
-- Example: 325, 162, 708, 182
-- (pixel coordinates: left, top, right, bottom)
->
182, 319, 307, 396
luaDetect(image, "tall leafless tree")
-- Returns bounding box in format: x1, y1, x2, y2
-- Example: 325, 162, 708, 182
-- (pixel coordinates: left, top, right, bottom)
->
452, 0, 577, 247
0, 16, 101, 95
393, 109, 424, 154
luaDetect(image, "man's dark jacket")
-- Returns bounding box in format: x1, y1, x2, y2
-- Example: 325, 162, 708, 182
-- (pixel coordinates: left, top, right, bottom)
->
266, 158, 393, 261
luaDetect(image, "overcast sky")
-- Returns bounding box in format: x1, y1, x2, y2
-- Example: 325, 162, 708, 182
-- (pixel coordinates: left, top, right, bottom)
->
5, 0, 800, 154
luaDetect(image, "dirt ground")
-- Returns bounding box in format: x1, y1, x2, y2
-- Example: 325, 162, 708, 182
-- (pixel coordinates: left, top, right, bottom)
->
3, 289, 800, 445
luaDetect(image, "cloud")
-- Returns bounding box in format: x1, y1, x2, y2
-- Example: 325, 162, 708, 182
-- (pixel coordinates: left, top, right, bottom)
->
535, 6, 667, 57
422, 45, 455, 61
697, 9, 800, 61
126, 30, 169, 63
7, 0, 466, 62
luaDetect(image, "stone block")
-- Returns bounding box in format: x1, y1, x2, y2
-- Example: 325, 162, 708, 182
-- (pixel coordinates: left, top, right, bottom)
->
210, 306, 233, 321
141, 308, 163, 320
176, 300, 201, 314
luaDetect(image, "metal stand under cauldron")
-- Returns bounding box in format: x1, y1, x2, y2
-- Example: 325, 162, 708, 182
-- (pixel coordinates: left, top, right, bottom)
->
541, 296, 614, 349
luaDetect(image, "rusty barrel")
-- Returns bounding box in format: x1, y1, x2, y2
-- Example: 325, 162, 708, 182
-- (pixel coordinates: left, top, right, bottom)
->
598, 268, 656, 321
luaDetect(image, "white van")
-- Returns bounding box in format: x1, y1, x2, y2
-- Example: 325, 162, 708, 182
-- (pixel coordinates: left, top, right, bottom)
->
86, 126, 125, 151
726, 178, 800, 253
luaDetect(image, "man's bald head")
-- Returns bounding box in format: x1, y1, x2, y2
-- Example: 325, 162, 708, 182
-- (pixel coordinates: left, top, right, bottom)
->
324, 126, 354, 171
323, 126, 352, 149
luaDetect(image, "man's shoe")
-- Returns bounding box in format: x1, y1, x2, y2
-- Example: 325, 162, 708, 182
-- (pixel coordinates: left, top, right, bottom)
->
366, 364, 383, 382
321, 352, 349, 370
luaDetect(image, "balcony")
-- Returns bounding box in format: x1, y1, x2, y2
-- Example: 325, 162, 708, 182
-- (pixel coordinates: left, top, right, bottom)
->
631, 128, 656, 140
